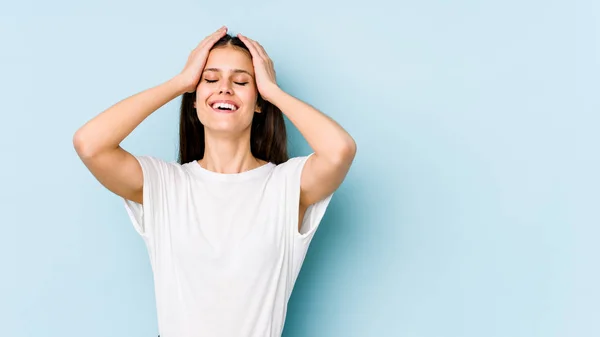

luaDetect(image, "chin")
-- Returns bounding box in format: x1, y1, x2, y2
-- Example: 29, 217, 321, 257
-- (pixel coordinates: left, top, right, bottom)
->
201, 120, 253, 135
198, 111, 253, 134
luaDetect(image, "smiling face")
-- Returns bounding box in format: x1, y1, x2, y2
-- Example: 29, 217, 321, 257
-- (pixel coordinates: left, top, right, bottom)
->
194, 46, 260, 135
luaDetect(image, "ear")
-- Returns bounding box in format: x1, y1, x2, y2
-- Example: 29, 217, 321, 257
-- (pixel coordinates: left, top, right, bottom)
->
254, 102, 262, 113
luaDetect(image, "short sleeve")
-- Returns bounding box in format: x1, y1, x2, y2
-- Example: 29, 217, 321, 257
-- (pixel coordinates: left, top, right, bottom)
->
123, 155, 172, 238
283, 153, 334, 247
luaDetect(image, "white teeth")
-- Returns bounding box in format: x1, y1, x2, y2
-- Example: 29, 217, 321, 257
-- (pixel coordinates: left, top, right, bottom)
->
212, 102, 237, 111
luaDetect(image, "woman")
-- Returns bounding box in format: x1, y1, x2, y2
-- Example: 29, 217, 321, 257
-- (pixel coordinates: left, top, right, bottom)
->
73, 26, 356, 337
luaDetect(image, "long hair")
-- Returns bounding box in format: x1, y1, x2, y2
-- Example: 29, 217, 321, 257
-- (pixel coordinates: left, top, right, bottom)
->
177, 34, 288, 165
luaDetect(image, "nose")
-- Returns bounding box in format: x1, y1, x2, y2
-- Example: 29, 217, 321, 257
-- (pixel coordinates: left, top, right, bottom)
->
218, 82, 233, 95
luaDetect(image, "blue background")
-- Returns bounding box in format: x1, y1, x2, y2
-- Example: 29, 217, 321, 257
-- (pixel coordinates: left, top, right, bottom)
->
1, 0, 598, 336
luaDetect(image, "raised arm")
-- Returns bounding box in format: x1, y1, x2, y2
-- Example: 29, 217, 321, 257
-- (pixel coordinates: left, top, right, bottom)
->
73, 26, 228, 203
263, 88, 356, 205
73, 76, 188, 203
238, 34, 357, 207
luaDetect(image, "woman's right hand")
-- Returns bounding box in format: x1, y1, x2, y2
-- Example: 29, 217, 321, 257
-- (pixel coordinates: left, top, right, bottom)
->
178, 26, 228, 93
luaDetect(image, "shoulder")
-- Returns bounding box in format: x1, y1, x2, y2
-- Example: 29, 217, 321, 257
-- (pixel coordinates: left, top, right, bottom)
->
133, 155, 190, 182
273, 154, 313, 176
269, 155, 314, 196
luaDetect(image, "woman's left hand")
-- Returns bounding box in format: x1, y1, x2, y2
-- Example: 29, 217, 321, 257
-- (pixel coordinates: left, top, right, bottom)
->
237, 33, 281, 102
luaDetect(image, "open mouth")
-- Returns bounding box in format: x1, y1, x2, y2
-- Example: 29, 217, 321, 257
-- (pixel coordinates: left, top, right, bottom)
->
210, 101, 239, 113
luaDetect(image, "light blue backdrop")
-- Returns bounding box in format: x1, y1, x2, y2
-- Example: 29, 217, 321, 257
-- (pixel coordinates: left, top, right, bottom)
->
1, 1, 598, 336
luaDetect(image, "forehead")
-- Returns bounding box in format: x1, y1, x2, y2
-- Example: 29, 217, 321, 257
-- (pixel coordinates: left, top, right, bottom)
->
205, 47, 253, 74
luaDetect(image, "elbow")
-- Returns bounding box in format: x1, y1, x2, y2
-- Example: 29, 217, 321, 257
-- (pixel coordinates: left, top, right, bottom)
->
330, 137, 357, 165
72, 129, 87, 157
345, 137, 357, 159
72, 129, 96, 159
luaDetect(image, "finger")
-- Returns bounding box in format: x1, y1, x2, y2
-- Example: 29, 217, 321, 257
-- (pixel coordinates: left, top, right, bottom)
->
210, 27, 228, 44
252, 40, 270, 61
213, 26, 227, 37
237, 34, 262, 60
240, 34, 265, 59
240, 35, 272, 65
253, 43, 274, 71
199, 26, 227, 49
209, 26, 227, 39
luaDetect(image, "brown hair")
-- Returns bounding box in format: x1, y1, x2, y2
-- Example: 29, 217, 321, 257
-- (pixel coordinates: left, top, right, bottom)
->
177, 34, 288, 165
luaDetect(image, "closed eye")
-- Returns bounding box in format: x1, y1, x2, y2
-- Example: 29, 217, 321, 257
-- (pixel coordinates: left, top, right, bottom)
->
204, 79, 248, 86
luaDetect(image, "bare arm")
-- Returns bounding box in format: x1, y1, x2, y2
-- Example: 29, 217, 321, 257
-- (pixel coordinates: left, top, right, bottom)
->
73, 76, 188, 203
263, 87, 356, 206
238, 34, 357, 208
73, 26, 228, 203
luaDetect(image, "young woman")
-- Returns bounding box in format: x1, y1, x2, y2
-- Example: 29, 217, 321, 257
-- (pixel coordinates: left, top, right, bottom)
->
73, 26, 356, 337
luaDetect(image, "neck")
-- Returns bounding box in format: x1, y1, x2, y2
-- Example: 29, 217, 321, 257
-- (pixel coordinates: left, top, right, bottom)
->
199, 129, 264, 174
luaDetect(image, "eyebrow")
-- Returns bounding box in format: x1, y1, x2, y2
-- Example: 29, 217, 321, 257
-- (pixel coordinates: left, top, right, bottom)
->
203, 68, 254, 78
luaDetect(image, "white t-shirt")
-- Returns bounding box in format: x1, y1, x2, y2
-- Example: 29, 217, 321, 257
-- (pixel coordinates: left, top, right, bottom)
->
123, 153, 333, 337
